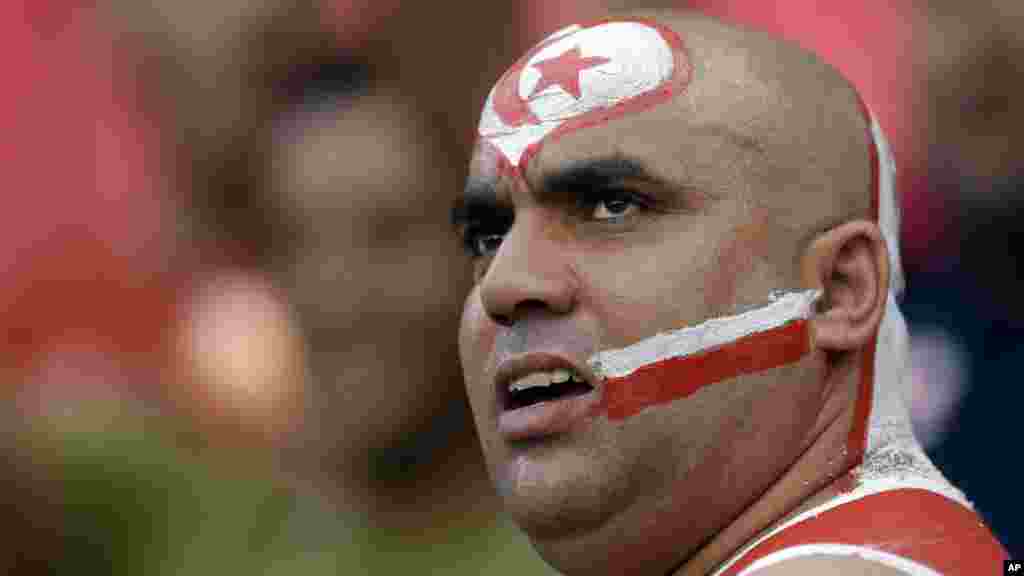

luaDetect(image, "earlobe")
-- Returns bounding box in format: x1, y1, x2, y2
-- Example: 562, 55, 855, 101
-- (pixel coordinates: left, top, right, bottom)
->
803, 221, 889, 352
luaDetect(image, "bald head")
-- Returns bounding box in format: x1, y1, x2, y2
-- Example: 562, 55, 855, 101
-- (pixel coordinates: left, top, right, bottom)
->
680, 14, 866, 190
646, 11, 872, 235
456, 11, 890, 576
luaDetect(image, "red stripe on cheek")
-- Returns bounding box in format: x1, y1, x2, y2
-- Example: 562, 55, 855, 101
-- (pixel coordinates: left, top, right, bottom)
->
600, 320, 812, 420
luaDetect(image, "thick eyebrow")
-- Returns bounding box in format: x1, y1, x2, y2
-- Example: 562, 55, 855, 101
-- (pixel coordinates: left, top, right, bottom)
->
451, 178, 506, 231
538, 156, 649, 196
536, 124, 763, 200
450, 154, 701, 231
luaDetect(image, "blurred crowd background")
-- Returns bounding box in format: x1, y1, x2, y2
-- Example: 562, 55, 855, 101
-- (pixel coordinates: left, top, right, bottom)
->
1, 0, 1020, 573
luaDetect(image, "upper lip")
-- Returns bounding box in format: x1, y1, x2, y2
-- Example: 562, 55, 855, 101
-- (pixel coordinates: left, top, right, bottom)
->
494, 352, 598, 410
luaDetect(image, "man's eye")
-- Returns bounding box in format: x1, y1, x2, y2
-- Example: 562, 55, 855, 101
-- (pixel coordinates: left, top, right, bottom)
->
592, 197, 637, 220
464, 230, 505, 258
584, 190, 646, 222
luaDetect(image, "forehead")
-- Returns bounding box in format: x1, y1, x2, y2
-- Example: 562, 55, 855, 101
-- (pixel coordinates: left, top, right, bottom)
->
474, 17, 691, 180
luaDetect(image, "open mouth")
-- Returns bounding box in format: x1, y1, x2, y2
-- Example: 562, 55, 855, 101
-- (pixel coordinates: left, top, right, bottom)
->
495, 356, 603, 440
503, 368, 595, 411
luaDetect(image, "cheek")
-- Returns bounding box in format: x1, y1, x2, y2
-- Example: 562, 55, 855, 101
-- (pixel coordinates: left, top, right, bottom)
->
459, 288, 511, 474
705, 209, 774, 313
459, 287, 497, 408
729, 358, 827, 474
575, 230, 712, 344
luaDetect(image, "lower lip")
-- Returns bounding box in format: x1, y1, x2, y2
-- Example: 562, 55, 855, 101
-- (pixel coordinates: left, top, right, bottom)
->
498, 388, 603, 441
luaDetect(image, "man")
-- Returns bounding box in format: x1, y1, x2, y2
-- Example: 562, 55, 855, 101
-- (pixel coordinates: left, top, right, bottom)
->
452, 10, 1009, 575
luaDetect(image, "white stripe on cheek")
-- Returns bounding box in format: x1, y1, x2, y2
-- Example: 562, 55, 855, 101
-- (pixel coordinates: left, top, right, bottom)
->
588, 290, 821, 379
587, 290, 821, 420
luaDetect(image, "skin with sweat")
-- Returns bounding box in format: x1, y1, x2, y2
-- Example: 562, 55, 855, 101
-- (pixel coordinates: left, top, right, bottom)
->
456, 10, 890, 576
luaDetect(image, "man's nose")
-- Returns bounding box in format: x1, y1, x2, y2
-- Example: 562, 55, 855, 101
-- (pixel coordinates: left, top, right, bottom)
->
478, 212, 577, 326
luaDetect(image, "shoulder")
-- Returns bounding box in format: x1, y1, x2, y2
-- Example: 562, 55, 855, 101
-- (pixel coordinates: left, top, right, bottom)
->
718, 487, 1008, 576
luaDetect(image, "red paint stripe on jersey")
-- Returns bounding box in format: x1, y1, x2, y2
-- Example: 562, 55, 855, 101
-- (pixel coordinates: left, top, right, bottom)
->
717, 488, 1008, 575
601, 319, 811, 420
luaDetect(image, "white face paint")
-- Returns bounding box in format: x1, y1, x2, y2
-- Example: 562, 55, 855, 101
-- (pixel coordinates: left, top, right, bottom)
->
477, 19, 689, 168
737, 544, 943, 576
588, 290, 820, 380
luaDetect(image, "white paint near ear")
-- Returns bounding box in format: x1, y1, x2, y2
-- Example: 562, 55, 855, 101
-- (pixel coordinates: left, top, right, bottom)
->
869, 113, 903, 297
861, 111, 951, 480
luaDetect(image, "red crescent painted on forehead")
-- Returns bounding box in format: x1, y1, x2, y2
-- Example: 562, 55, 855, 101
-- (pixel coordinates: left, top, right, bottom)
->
492, 61, 540, 128
479, 17, 692, 177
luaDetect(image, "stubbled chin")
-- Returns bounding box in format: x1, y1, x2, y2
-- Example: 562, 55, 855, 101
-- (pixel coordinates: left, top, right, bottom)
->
495, 449, 630, 541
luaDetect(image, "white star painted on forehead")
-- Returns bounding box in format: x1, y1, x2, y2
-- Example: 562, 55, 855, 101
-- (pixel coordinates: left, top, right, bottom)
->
527, 46, 610, 100
477, 19, 688, 168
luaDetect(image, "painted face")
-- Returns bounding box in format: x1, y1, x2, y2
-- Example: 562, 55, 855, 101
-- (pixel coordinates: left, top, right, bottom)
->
454, 17, 829, 565
476, 19, 690, 174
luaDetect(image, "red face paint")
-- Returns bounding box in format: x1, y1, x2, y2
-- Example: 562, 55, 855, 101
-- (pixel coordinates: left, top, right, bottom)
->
585, 291, 819, 420
846, 94, 882, 469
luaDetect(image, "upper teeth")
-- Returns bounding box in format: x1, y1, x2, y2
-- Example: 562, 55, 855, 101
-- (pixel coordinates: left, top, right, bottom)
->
509, 369, 584, 392
550, 368, 572, 383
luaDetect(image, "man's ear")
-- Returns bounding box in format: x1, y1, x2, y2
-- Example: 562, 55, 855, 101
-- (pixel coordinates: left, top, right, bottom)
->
802, 220, 889, 351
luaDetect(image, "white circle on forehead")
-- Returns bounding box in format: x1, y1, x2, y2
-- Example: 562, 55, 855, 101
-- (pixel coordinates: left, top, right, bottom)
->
478, 20, 679, 167
519, 23, 674, 113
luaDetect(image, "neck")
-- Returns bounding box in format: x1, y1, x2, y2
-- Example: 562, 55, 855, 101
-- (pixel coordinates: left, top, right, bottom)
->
673, 365, 861, 576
